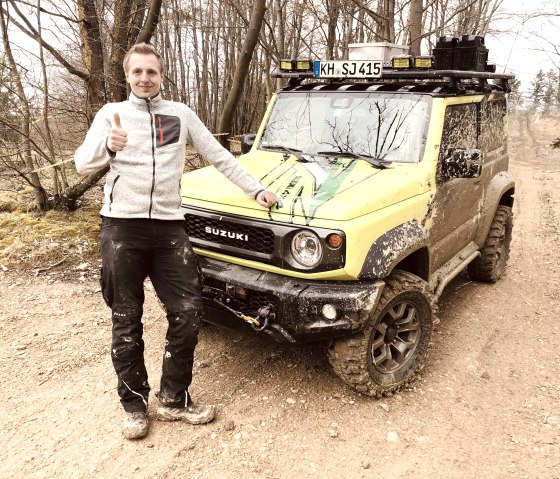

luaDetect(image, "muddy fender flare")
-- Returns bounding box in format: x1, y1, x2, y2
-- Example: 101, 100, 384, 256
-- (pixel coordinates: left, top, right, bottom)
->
474, 172, 515, 247
359, 221, 427, 280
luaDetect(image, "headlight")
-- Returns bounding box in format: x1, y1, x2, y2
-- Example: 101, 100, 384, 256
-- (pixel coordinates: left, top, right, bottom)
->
291, 230, 323, 267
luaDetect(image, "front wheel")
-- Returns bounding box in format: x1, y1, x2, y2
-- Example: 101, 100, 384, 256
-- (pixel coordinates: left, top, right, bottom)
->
328, 270, 435, 397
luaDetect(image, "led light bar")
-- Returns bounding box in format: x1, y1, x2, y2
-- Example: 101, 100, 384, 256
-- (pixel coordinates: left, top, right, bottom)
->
279, 59, 313, 73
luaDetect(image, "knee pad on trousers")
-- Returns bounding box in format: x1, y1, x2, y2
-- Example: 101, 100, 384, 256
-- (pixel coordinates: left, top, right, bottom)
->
111, 341, 144, 362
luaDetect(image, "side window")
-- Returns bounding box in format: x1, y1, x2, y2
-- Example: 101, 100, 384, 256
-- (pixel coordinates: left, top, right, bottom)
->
438, 103, 478, 164
479, 98, 506, 152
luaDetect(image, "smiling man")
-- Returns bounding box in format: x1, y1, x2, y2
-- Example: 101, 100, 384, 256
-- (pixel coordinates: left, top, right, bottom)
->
74, 43, 276, 440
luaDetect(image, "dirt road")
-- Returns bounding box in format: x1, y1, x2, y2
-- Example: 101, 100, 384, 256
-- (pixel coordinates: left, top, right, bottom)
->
1, 115, 559, 479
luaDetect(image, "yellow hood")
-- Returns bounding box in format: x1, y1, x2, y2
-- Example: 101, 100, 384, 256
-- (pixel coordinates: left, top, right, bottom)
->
181, 153, 428, 223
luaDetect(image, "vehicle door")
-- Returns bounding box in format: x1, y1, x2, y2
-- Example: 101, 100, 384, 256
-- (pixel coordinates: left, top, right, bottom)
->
429, 101, 482, 271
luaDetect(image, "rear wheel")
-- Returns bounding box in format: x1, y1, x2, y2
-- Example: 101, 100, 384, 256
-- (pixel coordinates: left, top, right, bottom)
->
328, 270, 435, 397
468, 205, 513, 283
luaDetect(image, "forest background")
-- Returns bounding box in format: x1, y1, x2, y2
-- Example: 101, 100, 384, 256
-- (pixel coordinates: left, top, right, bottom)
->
0, 0, 559, 264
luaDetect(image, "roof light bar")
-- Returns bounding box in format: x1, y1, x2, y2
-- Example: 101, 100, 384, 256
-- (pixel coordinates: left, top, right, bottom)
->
414, 55, 434, 69
279, 59, 313, 73
391, 55, 413, 70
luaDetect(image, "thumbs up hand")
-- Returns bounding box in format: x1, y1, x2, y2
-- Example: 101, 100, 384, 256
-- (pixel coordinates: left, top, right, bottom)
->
107, 112, 128, 153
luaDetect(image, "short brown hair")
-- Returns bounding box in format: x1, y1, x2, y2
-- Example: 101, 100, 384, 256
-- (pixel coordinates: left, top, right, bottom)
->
123, 43, 164, 74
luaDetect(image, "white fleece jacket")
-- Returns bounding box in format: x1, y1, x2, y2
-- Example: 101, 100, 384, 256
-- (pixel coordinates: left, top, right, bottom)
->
74, 92, 263, 220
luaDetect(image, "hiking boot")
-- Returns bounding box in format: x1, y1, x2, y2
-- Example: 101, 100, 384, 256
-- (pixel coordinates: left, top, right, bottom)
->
123, 411, 149, 439
157, 403, 216, 424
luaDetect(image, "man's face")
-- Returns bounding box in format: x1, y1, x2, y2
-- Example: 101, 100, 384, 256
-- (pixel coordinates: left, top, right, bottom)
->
125, 53, 163, 99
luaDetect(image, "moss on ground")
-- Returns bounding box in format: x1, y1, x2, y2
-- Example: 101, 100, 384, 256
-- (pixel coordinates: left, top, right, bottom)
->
0, 203, 101, 271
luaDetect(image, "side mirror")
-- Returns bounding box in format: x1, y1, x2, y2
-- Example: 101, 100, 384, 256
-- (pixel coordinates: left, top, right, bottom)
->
441, 148, 482, 179
241, 134, 256, 154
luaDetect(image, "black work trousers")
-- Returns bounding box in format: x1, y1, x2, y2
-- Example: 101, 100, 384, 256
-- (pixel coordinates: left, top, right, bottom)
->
100, 217, 202, 413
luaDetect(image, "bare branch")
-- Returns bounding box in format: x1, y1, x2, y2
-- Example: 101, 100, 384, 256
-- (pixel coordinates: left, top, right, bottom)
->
10, 0, 79, 23
4, 1, 88, 79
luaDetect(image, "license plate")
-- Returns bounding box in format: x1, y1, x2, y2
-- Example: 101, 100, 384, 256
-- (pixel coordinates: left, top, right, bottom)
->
314, 60, 383, 78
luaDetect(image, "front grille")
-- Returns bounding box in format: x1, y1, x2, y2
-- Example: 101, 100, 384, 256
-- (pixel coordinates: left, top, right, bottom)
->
185, 214, 275, 254
182, 206, 345, 272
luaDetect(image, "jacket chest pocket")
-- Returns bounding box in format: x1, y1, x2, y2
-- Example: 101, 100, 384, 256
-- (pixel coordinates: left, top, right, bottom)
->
154, 114, 181, 148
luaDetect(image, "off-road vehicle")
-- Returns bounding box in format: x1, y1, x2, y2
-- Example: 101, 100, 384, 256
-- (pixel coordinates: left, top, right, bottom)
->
180, 36, 515, 397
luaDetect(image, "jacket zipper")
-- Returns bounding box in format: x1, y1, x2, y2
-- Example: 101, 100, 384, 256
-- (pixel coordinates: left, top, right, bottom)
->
146, 98, 156, 219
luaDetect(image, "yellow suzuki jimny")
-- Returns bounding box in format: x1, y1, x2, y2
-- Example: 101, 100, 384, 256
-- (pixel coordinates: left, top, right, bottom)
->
180, 36, 515, 397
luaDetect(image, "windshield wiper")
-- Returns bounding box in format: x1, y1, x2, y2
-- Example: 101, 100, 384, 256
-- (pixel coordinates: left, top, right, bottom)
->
316, 150, 390, 169
260, 145, 309, 162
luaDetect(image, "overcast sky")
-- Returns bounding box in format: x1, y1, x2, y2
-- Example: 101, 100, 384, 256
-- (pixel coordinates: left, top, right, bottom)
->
6, 1, 559, 98
485, 0, 560, 93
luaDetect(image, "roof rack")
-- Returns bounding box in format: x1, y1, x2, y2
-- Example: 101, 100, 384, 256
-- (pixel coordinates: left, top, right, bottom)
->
380, 68, 513, 93
272, 39, 515, 93
272, 68, 513, 94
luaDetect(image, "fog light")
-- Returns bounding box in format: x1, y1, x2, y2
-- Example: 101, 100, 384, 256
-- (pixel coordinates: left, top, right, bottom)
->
322, 304, 337, 320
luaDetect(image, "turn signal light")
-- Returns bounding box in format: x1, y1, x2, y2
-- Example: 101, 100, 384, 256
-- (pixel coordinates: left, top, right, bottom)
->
326, 233, 343, 249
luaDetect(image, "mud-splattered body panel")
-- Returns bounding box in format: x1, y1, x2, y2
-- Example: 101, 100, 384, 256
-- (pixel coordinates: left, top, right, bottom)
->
180, 83, 514, 342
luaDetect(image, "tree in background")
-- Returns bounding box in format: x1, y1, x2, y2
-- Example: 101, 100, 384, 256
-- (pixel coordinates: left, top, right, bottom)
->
0, 54, 18, 145
508, 75, 524, 111
530, 70, 546, 112
529, 69, 560, 113
0, 0, 161, 211
542, 70, 559, 114
217, 0, 266, 148
0, 6, 48, 211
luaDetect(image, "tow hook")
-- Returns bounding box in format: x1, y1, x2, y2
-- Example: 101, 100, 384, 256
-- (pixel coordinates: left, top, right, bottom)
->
251, 304, 275, 331
207, 289, 297, 343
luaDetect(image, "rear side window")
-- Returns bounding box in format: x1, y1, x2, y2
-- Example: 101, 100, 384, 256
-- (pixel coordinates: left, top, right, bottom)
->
479, 99, 507, 152
439, 103, 477, 164
439, 98, 507, 164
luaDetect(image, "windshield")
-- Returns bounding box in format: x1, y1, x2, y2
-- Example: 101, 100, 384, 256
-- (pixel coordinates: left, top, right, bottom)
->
259, 91, 430, 163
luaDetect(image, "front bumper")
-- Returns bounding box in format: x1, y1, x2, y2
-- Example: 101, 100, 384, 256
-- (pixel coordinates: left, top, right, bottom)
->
198, 256, 385, 344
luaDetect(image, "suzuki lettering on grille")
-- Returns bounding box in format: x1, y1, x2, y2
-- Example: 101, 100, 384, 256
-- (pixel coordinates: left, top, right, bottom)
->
204, 226, 249, 242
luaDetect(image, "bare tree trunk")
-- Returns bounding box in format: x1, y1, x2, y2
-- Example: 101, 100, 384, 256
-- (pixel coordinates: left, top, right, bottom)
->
326, 0, 341, 59
37, 0, 68, 202
378, 0, 395, 42
0, 4, 48, 211
109, 0, 134, 102
136, 0, 162, 43
76, 0, 105, 122
276, 0, 286, 58
407, 0, 424, 55
172, 2, 187, 102
108, 0, 162, 102
218, 0, 266, 149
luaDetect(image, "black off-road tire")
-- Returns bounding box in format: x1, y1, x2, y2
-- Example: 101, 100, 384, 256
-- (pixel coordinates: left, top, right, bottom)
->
468, 205, 513, 283
327, 270, 435, 398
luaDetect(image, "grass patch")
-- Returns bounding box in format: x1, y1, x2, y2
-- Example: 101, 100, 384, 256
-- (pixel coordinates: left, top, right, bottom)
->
0, 203, 101, 271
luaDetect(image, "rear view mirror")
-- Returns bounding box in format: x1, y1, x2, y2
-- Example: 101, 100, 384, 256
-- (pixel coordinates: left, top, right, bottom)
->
241, 134, 256, 154
441, 148, 482, 179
